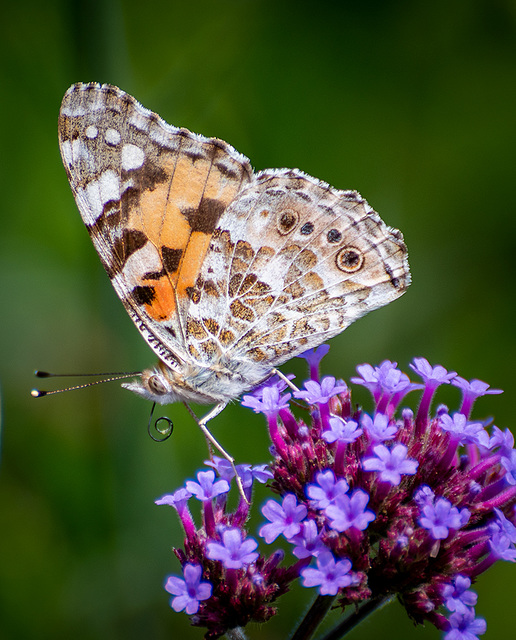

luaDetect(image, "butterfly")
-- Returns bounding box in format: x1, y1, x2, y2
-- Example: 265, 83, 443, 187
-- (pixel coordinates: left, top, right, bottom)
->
57, 83, 410, 431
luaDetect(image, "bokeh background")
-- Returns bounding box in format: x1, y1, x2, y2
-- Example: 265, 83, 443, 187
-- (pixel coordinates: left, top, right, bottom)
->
1, 1, 516, 639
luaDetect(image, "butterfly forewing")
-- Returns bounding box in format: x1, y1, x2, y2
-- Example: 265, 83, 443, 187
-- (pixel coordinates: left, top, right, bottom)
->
58, 83, 253, 368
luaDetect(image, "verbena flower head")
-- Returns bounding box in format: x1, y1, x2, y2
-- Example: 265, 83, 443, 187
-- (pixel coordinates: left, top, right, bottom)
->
157, 350, 515, 639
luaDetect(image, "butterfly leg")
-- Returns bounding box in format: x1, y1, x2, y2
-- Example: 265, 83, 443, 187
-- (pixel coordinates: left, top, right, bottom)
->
270, 368, 300, 393
183, 402, 249, 503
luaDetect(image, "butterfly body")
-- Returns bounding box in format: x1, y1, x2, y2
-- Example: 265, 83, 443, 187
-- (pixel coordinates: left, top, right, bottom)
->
58, 83, 410, 408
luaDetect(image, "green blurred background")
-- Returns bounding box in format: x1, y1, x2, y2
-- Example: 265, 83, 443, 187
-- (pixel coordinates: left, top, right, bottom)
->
1, 1, 515, 638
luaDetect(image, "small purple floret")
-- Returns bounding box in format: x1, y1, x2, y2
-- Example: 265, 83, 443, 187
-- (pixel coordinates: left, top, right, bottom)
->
241, 386, 292, 416
439, 413, 490, 447
419, 498, 470, 540
361, 413, 398, 442
362, 443, 418, 485
452, 377, 502, 419
300, 551, 355, 595
297, 344, 330, 369
442, 575, 478, 614
323, 416, 362, 444
413, 485, 435, 506
325, 489, 375, 532
410, 357, 457, 385
289, 519, 327, 558
488, 427, 514, 455
259, 494, 307, 543
164, 564, 212, 614
294, 376, 347, 404
206, 528, 259, 569
186, 470, 230, 502
444, 609, 487, 640
501, 450, 516, 485
306, 469, 349, 509
155, 487, 192, 512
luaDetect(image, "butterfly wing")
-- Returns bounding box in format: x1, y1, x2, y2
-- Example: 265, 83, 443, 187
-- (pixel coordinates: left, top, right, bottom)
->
58, 83, 253, 369
185, 168, 410, 377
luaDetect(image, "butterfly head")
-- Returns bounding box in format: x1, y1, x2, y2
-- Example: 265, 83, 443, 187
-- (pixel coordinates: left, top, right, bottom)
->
121, 359, 217, 405
120, 360, 185, 405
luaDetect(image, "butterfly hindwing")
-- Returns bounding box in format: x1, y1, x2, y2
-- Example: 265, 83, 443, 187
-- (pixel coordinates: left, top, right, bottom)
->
185, 169, 410, 369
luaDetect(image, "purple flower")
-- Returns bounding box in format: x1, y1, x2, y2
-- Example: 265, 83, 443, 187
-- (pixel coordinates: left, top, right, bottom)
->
444, 609, 487, 640
204, 456, 235, 482
206, 528, 259, 569
248, 373, 296, 398
325, 489, 376, 532
452, 376, 503, 418
375, 362, 413, 394
487, 510, 516, 561
442, 575, 478, 614
294, 376, 347, 404
488, 427, 514, 455
205, 456, 273, 488
419, 498, 470, 540
361, 412, 398, 442
501, 449, 516, 485
289, 519, 327, 558
439, 413, 490, 447
410, 357, 457, 385
241, 385, 291, 416
351, 360, 405, 398
322, 416, 362, 444
488, 530, 516, 561
300, 551, 355, 595
185, 470, 230, 502
452, 377, 502, 397
306, 469, 349, 509
351, 363, 384, 398
164, 564, 212, 614
158, 351, 516, 639
250, 464, 274, 484
155, 488, 192, 512
297, 344, 330, 369
413, 485, 435, 507
362, 443, 418, 485
259, 494, 307, 543
491, 508, 516, 543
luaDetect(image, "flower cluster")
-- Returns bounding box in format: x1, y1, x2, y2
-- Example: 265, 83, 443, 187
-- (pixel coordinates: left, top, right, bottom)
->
156, 347, 515, 640
156, 464, 303, 637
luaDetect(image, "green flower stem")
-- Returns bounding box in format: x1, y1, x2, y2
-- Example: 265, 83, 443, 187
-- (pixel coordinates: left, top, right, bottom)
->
289, 595, 336, 640
319, 595, 393, 640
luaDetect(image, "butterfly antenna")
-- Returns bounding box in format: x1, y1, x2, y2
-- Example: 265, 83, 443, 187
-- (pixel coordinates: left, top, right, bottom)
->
31, 370, 141, 397
147, 402, 174, 442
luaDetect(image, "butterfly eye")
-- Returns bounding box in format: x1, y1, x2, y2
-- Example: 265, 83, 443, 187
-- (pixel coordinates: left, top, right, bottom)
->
335, 246, 364, 273
148, 374, 170, 395
277, 208, 299, 235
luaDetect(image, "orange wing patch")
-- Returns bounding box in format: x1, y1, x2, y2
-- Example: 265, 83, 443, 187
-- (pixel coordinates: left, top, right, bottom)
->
121, 139, 251, 323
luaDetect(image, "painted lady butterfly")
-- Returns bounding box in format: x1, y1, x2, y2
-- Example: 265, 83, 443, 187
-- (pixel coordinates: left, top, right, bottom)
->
58, 83, 410, 428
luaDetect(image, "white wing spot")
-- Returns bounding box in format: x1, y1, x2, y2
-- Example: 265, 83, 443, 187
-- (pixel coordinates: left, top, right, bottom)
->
105, 128, 121, 145
117, 242, 162, 289
85, 125, 98, 139
61, 139, 91, 166
80, 170, 120, 224
121, 144, 145, 170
